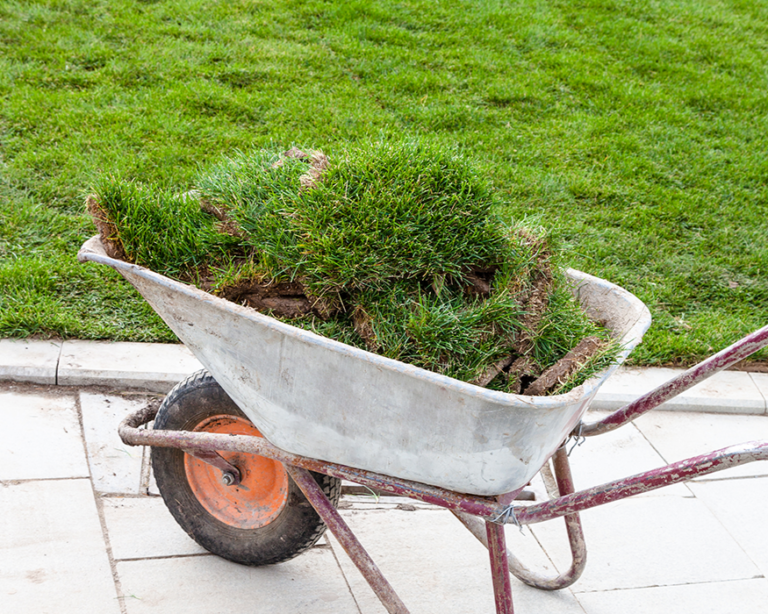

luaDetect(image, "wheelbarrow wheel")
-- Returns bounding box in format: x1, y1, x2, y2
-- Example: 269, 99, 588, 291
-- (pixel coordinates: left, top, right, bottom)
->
151, 369, 342, 566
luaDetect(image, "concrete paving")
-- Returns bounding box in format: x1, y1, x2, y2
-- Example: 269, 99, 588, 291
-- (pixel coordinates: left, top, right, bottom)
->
591, 365, 768, 414
1, 380, 767, 613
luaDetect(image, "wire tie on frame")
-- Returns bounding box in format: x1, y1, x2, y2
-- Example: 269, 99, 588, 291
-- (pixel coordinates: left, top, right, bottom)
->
490, 504, 523, 532
568, 422, 586, 456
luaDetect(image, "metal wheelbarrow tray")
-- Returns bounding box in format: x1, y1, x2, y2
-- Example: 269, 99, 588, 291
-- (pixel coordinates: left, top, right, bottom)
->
79, 236, 768, 614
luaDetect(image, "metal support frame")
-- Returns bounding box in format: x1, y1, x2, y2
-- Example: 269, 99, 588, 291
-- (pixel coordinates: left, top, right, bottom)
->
486, 520, 514, 614
453, 446, 587, 591
120, 406, 768, 527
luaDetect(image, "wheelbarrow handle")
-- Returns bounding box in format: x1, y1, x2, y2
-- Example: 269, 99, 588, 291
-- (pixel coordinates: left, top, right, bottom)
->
516, 439, 768, 525
578, 323, 768, 437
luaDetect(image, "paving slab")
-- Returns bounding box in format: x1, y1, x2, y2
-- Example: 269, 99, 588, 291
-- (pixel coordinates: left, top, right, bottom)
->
59, 340, 203, 392
0, 339, 61, 385
576, 578, 768, 614
688, 477, 768, 578
0, 479, 120, 613
530, 494, 760, 593
751, 372, 768, 410
591, 366, 766, 414
101, 496, 207, 561
80, 392, 149, 494
565, 416, 690, 497
633, 411, 768, 480
0, 390, 89, 480
116, 548, 358, 613
327, 507, 585, 614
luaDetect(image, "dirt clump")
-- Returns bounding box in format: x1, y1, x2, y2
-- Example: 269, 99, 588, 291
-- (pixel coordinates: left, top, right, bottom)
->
86, 195, 127, 261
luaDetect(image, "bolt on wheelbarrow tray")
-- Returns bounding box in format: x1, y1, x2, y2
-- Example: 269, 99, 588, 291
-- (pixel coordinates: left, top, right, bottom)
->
78, 235, 651, 496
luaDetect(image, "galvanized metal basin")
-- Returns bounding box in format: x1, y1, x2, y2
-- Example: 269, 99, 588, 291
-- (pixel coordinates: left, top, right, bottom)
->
79, 236, 651, 496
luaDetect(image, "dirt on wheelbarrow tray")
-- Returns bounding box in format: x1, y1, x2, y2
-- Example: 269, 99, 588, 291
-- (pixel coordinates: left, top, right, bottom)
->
86, 141, 619, 396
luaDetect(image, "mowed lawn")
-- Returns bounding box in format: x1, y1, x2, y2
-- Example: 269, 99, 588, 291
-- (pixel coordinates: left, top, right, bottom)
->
0, 0, 766, 365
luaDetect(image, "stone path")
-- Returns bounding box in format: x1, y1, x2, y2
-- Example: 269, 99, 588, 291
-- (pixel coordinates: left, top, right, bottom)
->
2, 381, 767, 613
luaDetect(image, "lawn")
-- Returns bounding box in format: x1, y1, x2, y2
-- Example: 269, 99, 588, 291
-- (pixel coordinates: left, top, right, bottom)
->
1, 0, 766, 365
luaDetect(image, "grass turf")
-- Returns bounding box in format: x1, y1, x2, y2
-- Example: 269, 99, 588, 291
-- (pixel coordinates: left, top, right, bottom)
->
91, 143, 619, 392
1, 0, 766, 364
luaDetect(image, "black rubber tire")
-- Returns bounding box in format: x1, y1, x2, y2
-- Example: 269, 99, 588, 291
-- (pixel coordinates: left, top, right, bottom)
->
152, 369, 341, 566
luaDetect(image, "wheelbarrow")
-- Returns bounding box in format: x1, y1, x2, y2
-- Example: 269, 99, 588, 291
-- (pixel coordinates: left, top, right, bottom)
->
79, 236, 768, 614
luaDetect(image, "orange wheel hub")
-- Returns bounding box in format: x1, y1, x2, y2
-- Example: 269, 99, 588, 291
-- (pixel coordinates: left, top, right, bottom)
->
185, 415, 289, 529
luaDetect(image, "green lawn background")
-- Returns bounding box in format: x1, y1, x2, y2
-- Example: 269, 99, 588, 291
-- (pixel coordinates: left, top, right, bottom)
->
1, 0, 766, 364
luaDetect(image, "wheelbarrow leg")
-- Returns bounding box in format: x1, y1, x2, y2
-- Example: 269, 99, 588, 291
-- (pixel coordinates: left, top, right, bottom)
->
486, 520, 515, 614
548, 445, 588, 585
454, 445, 587, 591
285, 465, 411, 614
